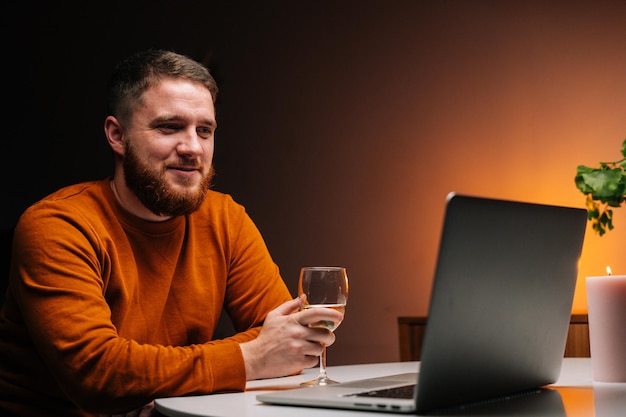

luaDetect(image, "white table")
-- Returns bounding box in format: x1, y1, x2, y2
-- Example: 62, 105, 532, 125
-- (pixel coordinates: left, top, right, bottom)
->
154, 358, 626, 417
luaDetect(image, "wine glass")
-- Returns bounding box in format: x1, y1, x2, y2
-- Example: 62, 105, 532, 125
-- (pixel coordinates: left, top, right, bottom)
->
298, 266, 349, 386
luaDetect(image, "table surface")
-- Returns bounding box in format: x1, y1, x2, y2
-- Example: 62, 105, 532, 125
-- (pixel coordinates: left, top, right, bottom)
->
154, 358, 626, 417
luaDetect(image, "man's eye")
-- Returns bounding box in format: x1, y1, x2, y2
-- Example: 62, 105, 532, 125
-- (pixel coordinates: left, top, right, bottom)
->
159, 124, 182, 133
197, 127, 214, 139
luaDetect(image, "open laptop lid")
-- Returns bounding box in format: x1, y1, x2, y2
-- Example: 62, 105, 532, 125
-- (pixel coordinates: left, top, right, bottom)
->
256, 193, 587, 414
415, 192, 587, 412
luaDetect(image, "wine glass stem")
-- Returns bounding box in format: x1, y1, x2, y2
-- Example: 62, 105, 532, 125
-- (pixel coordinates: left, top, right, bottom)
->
318, 344, 328, 379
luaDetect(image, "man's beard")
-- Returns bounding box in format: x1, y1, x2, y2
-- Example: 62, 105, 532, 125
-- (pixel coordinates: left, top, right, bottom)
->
123, 142, 214, 217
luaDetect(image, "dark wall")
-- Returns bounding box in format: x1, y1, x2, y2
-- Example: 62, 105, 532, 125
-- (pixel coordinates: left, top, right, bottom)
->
3, 1, 225, 228
3, 0, 384, 228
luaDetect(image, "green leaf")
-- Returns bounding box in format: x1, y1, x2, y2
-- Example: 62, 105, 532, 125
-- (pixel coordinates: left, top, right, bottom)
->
574, 165, 596, 194
579, 168, 624, 198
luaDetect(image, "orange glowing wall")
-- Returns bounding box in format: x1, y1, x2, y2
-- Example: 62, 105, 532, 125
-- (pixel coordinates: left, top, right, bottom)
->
215, 0, 626, 364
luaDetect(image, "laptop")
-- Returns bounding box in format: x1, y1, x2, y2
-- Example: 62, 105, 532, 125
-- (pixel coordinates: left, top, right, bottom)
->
257, 192, 587, 414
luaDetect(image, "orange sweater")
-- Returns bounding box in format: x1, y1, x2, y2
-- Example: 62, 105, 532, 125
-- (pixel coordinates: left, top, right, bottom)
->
0, 179, 292, 416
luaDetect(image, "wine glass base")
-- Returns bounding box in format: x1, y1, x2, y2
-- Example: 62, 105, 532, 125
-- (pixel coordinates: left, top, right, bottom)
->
300, 376, 340, 387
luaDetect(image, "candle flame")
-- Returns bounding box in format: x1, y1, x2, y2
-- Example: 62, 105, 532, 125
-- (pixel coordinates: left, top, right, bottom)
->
606, 266, 612, 276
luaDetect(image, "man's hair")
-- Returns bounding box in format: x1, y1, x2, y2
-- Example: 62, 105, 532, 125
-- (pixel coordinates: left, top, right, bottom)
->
106, 49, 219, 126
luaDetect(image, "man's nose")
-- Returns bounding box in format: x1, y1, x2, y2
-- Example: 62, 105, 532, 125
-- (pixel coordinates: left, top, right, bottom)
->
176, 129, 204, 155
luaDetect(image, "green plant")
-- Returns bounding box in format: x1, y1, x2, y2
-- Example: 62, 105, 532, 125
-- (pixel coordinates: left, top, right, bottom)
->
574, 138, 626, 236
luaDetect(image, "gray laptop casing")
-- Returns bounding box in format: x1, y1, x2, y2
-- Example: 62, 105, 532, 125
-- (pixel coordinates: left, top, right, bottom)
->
415, 193, 586, 412
257, 193, 587, 414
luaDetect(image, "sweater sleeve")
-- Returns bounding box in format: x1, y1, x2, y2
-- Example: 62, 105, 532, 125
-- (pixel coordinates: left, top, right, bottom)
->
221, 200, 294, 333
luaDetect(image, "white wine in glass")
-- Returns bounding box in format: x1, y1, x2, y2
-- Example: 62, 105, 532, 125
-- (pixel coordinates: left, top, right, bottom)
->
298, 266, 349, 386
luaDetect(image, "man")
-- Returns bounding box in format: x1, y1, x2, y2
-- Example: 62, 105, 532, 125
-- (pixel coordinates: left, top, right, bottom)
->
0, 49, 342, 416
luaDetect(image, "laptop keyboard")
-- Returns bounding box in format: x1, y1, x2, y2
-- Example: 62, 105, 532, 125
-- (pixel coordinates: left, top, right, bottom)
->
352, 384, 416, 399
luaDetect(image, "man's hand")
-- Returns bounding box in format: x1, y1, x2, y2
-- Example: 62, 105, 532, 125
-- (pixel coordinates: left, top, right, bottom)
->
240, 295, 344, 381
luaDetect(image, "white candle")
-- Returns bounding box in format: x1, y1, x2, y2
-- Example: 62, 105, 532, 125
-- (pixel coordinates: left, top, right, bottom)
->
586, 267, 626, 382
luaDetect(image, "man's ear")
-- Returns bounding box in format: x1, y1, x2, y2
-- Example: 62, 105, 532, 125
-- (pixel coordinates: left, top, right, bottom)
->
104, 116, 125, 156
